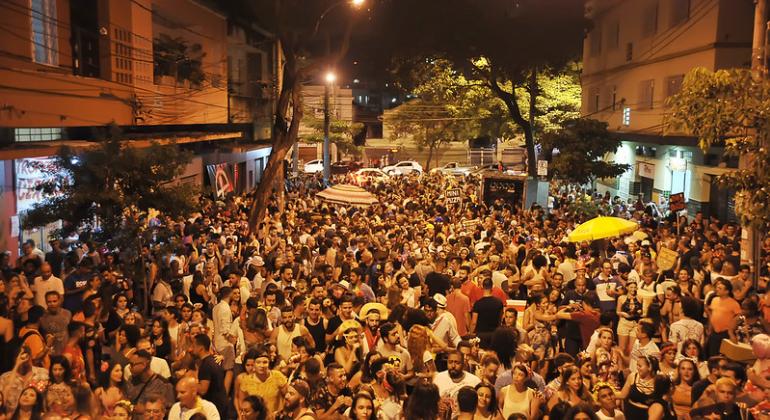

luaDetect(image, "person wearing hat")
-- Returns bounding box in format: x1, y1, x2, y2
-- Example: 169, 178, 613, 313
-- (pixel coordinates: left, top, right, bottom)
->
359, 303, 388, 350
429, 293, 461, 349
280, 379, 315, 420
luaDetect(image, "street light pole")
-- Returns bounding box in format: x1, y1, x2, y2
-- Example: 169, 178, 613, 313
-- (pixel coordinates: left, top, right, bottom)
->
323, 72, 335, 185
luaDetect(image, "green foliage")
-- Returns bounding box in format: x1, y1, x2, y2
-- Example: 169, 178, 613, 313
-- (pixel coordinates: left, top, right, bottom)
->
666, 67, 770, 231
153, 33, 206, 87
540, 119, 630, 185
565, 199, 604, 221
385, 60, 506, 166
22, 125, 198, 255
516, 63, 582, 135
301, 109, 365, 158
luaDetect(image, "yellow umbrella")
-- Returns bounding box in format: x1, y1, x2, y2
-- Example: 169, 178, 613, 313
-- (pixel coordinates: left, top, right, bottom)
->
567, 216, 639, 242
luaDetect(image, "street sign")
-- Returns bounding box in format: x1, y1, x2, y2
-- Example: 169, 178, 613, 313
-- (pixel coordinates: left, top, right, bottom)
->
445, 188, 461, 204
537, 160, 548, 177
669, 192, 686, 212
656, 247, 679, 271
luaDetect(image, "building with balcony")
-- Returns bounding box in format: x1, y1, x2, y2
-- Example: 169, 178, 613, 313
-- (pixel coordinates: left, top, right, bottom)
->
0, 0, 278, 253
582, 0, 753, 220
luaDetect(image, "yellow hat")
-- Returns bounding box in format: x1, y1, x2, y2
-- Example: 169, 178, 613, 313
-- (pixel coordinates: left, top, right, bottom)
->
359, 302, 389, 320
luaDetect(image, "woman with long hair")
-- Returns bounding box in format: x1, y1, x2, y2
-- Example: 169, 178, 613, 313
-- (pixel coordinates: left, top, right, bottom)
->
671, 358, 700, 418
239, 395, 268, 420
348, 392, 377, 420
616, 281, 643, 355
618, 355, 659, 419
93, 360, 126, 417
407, 325, 436, 379
647, 375, 677, 420
9, 387, 42, 420
677, 338, 709, 378
658, 342, 678, 379
474, 382, 503, 420
348, 351, 382, 390
234, 349, 261, 416
502, 364, 541, 418
404, 381, 440, 420
334, 321, 364, 376
548, 365, 591, 411
149, 317, 172, 360
46, 356, 75, 414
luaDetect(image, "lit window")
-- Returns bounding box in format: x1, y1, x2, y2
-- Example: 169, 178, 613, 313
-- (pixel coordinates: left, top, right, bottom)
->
30, 0, 59, 66
15, 127, 62, 142
622, 107, 631, 126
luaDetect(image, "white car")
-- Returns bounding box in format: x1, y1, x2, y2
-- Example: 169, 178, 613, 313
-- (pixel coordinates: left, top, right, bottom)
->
430, 162, 474, 176
353, 168, 388, 185
382, 160, 423, 176
303, 159, 324, 173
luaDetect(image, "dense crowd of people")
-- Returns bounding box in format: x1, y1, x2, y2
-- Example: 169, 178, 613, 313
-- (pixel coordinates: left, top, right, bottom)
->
0, 169, 769, 420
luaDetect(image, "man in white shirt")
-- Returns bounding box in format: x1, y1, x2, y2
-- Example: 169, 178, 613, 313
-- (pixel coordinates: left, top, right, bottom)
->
433, 350, 481, 416
212, 286, 235, 390
669, 296, 704, 352
124, 338, 171, 380
168, 377, 220, 420
427, 294, 461, 348
31, 263, 63, 307
629, 321, 660, 373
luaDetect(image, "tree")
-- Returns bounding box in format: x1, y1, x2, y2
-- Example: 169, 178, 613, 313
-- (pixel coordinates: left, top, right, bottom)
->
219, 0, 366, 232
373, 0, 588, 176
22, 124, 197, 311
385, 60, 498, 170
666, 67, 770, 231
540, 118, 630, 185
300, 109, 365, 159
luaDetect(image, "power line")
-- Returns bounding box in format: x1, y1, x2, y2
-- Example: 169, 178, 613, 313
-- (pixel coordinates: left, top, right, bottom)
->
0, 59, 231, 111
0, 1, 228, 70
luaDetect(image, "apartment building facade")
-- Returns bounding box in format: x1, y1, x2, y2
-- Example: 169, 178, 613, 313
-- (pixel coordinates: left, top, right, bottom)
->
582, 0, 754, 221
0, 0, 277, 253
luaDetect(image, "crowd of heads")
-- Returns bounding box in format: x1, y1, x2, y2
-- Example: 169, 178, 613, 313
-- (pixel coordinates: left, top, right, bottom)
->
0, 169, 769, 420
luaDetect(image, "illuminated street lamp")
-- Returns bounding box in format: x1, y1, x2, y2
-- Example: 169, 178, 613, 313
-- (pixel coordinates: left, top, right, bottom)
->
323, 71, 336, 185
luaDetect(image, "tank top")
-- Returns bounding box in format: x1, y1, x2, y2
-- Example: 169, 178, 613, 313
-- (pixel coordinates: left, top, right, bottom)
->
276, 324, 302, 361
305, 318, 327, 354
501, 385, 534, 419
621, 295, 643, 320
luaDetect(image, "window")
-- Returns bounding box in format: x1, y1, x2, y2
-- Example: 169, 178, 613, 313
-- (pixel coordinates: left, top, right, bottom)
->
642, 2, 659, 37
608, 22, 620, 50
609, 86, 617, 111
30, 0, 59, 65
590, 26, 602, 56
670, 0, 690, 28
665, 74, 684, 98
15, 127, 62, 142
622, 107, 631, 126
626, 42, 633, 61
589, 87, 600, 113
638, 79, 655, 110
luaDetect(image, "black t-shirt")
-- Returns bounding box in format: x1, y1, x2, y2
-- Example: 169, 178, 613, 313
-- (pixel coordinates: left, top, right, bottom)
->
425, 272, 450, 297
198, 355, 227, 409
472, 296, 504, 334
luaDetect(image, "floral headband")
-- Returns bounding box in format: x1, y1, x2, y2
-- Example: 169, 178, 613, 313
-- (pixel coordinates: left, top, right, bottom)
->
115, 400, 134, 413
591, 381, 617, 401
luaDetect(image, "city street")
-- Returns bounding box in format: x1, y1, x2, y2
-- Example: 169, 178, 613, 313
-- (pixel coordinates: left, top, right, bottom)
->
0, 1, 769, 420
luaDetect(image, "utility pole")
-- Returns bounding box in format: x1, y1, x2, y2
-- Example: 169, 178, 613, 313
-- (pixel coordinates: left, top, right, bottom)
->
745, 0, 767, 285
323, 72, 335, 185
